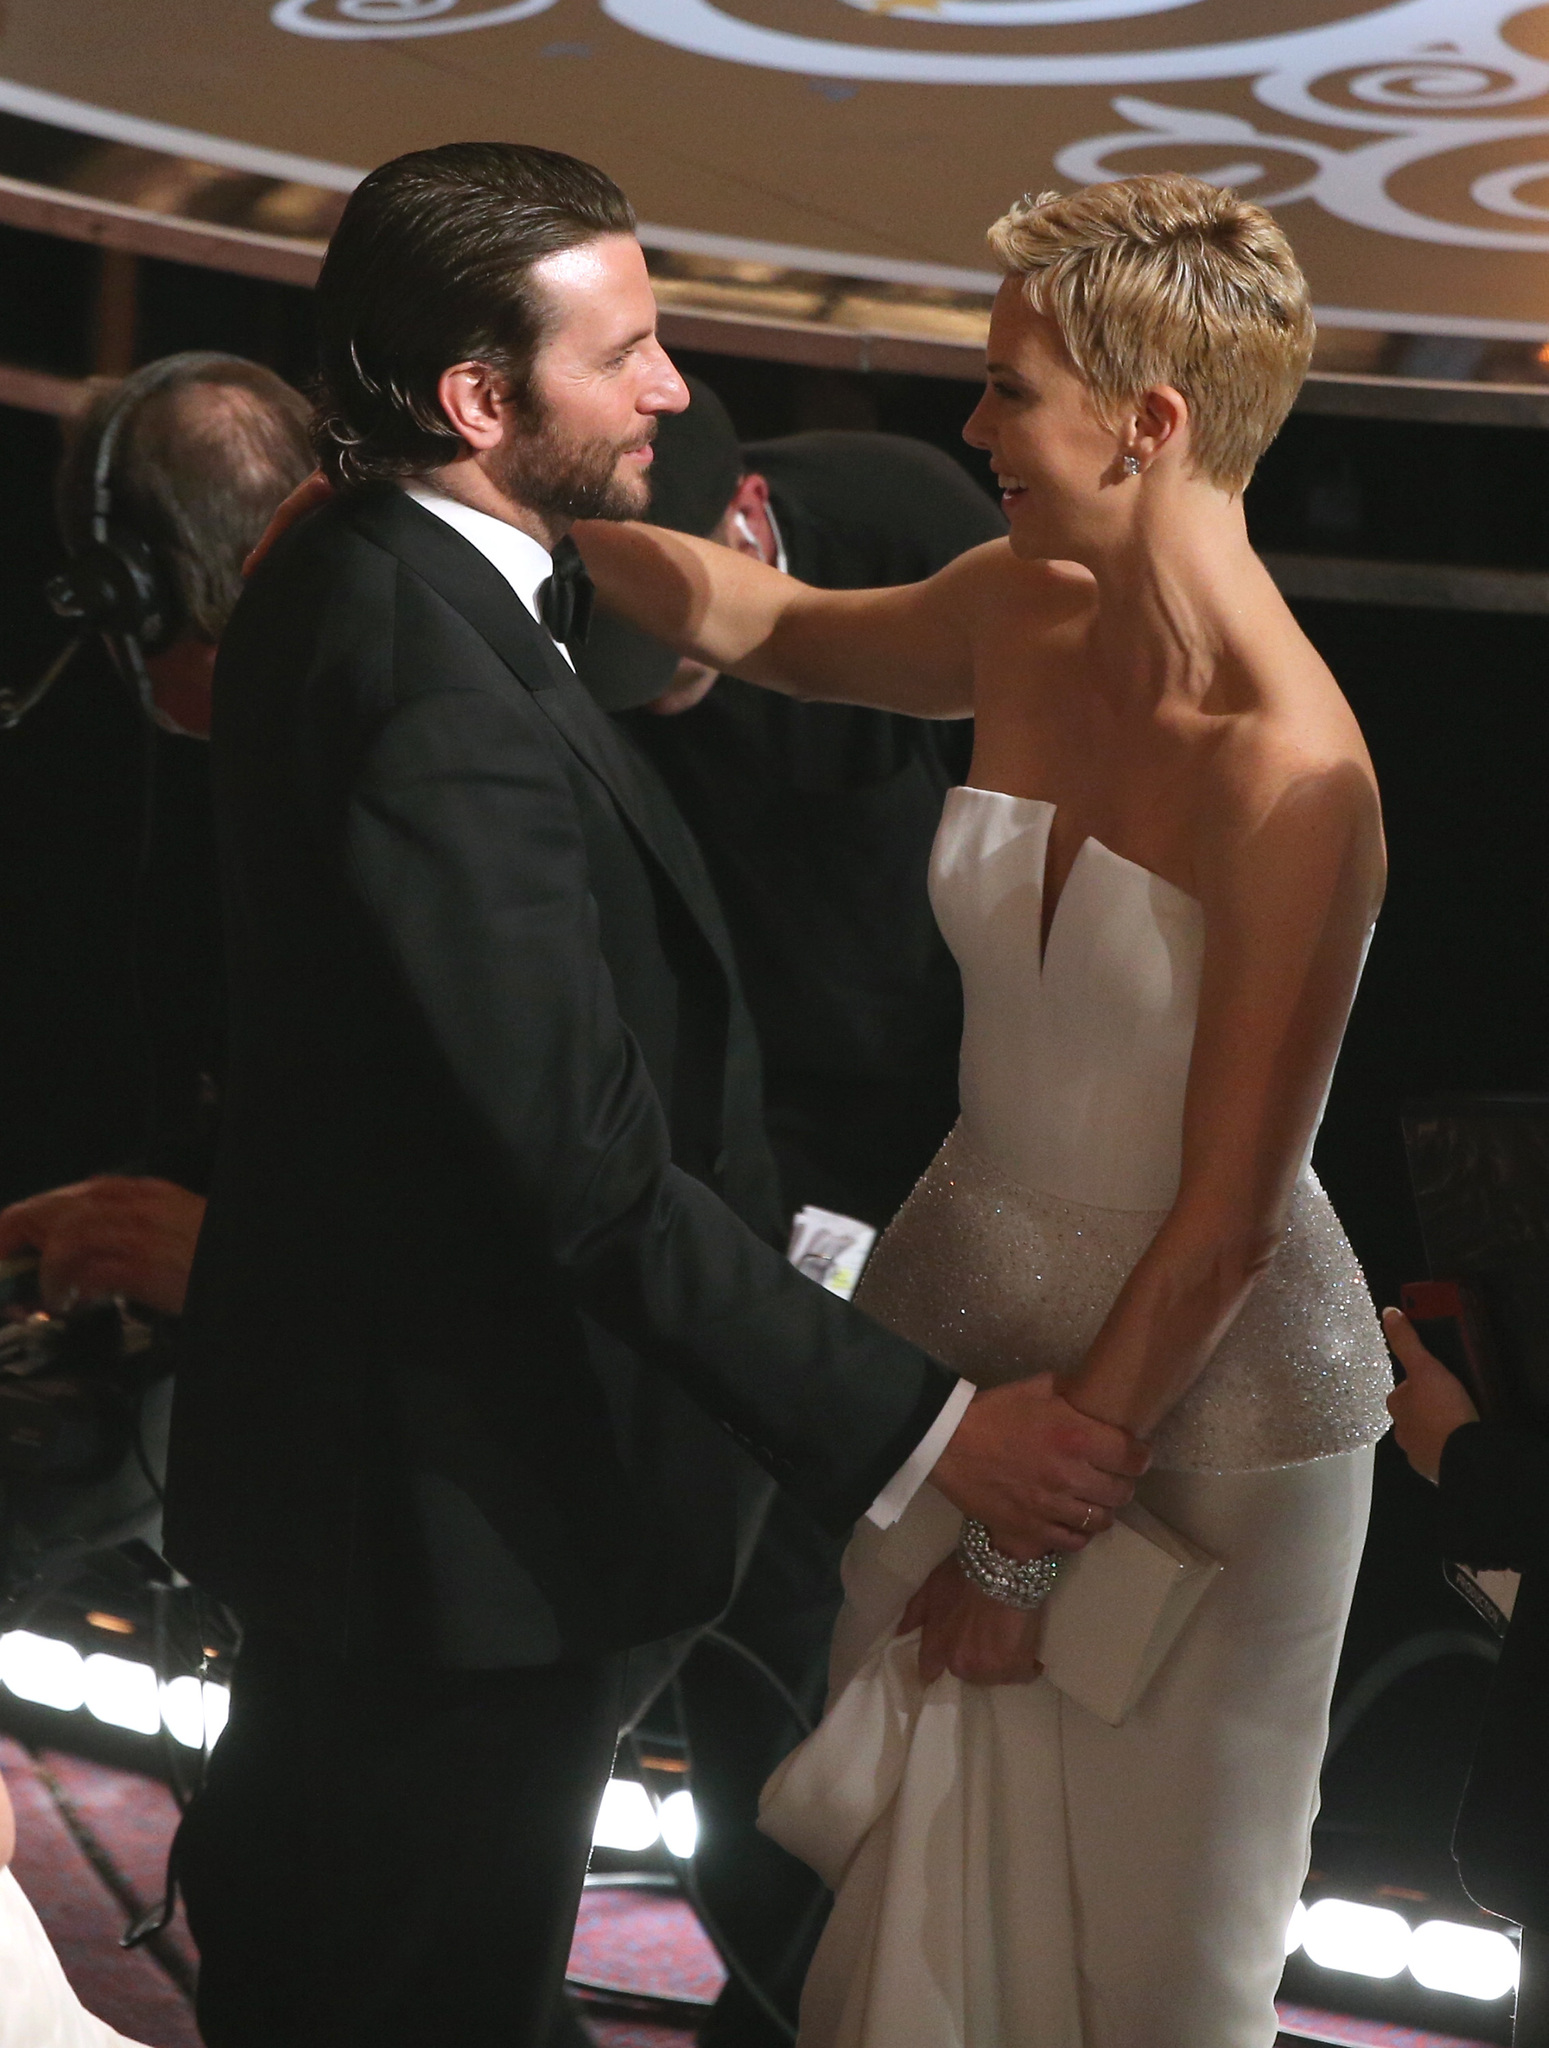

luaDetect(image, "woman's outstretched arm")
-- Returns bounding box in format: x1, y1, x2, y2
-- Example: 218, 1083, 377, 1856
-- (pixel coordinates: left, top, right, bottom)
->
1067, 744, 1386, 1439
573, 518, 991, 719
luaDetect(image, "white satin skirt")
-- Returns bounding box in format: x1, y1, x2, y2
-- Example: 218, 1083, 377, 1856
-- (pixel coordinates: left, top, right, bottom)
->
0, 1866, 150, 2048
761, 1450, 1375, 2048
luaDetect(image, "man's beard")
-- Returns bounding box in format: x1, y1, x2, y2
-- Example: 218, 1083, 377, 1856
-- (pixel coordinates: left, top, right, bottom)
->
496, 409, 655, 524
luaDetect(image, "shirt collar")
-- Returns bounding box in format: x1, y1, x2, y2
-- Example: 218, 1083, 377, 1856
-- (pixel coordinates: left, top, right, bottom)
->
402, 482, 572, 666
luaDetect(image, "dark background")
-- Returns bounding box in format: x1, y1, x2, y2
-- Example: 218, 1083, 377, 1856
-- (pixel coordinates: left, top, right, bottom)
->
1, 226, 1542, 1996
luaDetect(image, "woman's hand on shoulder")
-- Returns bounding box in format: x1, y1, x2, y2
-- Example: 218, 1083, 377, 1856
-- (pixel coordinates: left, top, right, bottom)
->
899, 1555, 1047, 1686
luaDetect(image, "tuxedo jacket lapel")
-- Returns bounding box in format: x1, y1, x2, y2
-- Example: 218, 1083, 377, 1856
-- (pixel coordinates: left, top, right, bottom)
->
342, 490, 739, 988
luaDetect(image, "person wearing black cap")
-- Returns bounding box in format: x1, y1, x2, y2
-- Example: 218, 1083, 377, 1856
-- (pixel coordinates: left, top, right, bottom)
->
578, 384, 1005, 2048
581, 380, 1005, 1234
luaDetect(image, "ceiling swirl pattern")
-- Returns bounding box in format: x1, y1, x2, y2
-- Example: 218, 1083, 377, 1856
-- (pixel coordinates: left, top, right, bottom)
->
0, 1, 1546, 335
269, 1, 1549, 252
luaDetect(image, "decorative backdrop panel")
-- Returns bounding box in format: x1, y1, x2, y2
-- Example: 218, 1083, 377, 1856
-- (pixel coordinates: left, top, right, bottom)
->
2, 1, 1548, 335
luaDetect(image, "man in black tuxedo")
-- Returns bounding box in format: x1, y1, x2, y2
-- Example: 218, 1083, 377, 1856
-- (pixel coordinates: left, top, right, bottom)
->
163, 142, 1147, 2048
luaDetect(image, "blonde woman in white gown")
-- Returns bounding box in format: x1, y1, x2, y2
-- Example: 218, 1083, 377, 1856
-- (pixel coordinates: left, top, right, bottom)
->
578, 174, 1393, 2047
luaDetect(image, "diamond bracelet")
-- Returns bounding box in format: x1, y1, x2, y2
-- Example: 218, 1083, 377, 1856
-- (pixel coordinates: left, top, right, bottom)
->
956, 1518, 1063, 1611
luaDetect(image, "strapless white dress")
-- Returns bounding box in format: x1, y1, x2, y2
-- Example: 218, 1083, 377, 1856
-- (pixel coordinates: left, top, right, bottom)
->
761, 788, 1392, 2048
0, 1867, 151, 2048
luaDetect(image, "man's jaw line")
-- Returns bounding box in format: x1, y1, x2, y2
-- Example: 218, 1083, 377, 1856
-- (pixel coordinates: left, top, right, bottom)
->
424, 432, 657, 551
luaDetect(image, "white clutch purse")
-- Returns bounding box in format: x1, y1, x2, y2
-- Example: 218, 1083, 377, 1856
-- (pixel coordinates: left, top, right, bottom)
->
1038, 1501, 1221, 1726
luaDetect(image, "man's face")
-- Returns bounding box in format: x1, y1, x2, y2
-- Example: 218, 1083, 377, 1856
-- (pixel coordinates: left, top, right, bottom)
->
497, 234, 688, 524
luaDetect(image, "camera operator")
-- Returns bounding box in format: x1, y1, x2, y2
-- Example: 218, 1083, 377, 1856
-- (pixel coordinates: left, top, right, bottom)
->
1385, 1307, 1549, 2045
0, 355, 314, 1540
579, 385, 1005, 2048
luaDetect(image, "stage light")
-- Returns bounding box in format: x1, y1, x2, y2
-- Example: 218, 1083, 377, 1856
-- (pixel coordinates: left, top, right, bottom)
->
203, 1681, 229, 1744
1408, 1920, 1519, 2002
592, 1777, 660, 1852
1284, 1900, 1307, 1956
159, 1675, 228, 1750
82, 1652, 160, 1735
0, 1629, 86, 1711
159, 1674, 204, 1747
1300, 1898, 1411, 1979
658, 1788, 698, 1859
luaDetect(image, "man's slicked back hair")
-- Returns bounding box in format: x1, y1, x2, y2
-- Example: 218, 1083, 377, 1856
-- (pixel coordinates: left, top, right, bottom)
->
313, 141, 636, 488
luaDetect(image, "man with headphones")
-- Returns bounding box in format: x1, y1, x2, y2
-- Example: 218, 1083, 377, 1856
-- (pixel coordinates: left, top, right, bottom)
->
0, 354, 314, 1341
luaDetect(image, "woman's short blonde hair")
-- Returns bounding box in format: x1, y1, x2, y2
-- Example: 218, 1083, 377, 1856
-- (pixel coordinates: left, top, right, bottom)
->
987, 175, 1314, 492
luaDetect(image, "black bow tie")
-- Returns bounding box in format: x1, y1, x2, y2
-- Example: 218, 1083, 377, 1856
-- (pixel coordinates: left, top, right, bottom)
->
537, 536, 594, 652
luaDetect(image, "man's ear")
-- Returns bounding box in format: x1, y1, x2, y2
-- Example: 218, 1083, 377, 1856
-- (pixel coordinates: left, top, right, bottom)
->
722, 471, 776, 564
436, 362, 510, 453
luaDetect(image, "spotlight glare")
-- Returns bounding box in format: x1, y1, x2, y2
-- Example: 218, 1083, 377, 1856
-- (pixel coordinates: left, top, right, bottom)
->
82, 1652, 161, 1736
658, 1788, 698, 1859
592, 1777, 659, 1853
1301, 1898, 1411, 1979
1408, 1920, 1519, 2001
0, 1630, 85, 1712
159, 1674, 229, 1749
202, 1681, 229, 1745
1284, 1900, 1307, 1956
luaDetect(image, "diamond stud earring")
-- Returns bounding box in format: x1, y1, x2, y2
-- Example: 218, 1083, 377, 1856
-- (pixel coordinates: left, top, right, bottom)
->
1122, 454, 1141, 477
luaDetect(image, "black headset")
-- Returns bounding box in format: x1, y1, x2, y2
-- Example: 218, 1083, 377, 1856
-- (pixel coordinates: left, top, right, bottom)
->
0, 353, 245, 730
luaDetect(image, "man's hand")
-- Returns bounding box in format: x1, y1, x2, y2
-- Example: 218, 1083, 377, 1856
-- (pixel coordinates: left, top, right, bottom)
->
930, 1373, 1149, 1558
1384, 1306, 1479, 1483
0, 1177, 207, 1318
900, 1555, 1046, 1686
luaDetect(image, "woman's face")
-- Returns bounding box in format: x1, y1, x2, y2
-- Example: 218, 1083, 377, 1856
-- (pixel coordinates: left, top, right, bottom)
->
963, 287, 1133, 563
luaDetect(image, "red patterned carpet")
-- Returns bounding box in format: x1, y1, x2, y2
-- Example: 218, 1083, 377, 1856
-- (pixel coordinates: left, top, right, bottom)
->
1, 1732, 712, 2047
0, 1732, 1498, 2048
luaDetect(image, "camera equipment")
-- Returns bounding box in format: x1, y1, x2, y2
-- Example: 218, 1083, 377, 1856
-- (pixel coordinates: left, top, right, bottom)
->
0, 1288, 162, 1486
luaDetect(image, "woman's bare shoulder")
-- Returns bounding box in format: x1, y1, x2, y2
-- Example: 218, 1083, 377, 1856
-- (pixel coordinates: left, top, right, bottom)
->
949, 542, 1097, 649
1199, 680, 1385, 908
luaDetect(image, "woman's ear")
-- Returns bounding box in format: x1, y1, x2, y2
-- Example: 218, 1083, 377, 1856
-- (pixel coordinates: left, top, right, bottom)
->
1130, 385, 1189, 469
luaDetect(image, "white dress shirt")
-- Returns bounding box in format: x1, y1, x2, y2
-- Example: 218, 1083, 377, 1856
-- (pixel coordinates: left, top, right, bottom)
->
401, 480, 973, 1529
403, 481, 574, 668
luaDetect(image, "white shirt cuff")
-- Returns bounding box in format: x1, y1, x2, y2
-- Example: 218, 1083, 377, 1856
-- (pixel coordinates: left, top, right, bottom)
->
865, 1378, 976, 1529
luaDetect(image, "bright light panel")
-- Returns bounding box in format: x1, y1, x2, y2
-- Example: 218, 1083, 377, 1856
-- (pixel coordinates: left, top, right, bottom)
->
82, 1652, 161, 1735
0, 1630, 86, 1712
658, 1787, 698, 1859
1409, 1920, 1519, 2002
592, 1777, 660, 1853
1301, 1898, 1412, 1979
159, 1675, 229, 1750
1284, 1900, 1307, 1957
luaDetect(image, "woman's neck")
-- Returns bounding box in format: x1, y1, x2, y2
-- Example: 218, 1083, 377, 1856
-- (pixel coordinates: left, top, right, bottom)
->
1082, 485, 1267, 715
